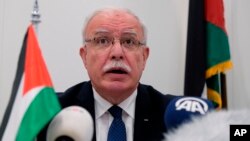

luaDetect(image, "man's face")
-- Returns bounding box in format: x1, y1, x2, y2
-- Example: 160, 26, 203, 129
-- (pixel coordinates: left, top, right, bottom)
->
80, 10, 149, 97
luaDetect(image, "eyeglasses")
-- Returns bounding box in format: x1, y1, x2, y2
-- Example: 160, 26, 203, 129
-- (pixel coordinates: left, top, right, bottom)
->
85, 36, 145, 51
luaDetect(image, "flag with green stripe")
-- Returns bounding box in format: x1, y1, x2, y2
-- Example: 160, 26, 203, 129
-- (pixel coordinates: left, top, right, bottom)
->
205, 0, 232, 108
184, 0, 233, 108
0, 24, 61, 140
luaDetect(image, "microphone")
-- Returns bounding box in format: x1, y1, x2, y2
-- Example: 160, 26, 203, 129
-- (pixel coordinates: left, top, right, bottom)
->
164, 109, 250, 141
46, 106, 94, 141
164, 96, 214, 130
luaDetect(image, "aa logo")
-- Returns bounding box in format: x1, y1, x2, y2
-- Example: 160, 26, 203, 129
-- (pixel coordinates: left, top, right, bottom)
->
175, 97, 209, 114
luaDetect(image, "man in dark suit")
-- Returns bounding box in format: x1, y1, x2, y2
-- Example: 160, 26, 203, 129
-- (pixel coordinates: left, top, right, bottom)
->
38, 7, 176, 141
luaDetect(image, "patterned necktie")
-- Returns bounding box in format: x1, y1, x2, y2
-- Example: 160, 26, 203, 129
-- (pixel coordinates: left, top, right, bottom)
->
107, 105, 127, 141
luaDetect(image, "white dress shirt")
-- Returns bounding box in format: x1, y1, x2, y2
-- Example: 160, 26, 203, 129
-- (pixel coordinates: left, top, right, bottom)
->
93, 88, 137, 141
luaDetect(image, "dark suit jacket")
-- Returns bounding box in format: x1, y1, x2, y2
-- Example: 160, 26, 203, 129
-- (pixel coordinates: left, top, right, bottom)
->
37, 81, 176, 141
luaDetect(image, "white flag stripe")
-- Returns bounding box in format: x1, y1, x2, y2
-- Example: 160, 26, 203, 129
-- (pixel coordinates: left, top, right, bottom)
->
2, 74, 46, 140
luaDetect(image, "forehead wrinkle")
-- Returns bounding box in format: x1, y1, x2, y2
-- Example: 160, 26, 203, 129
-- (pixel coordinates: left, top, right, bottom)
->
83, 7, 147, 44
85, 14, 142, 37
93, 28, 110, 35
121, 30, 138, 37
90, 27, 139, 38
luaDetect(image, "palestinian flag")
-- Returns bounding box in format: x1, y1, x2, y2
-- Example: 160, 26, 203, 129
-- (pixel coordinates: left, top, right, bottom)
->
184, 0, 233, 108
0, 24, 61, 140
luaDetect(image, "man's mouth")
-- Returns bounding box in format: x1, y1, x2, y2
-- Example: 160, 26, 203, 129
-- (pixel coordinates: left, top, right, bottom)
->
106, 68, 128, 74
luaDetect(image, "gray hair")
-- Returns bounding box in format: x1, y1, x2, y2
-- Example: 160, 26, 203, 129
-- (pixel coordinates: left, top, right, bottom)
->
82, 7, 147, 45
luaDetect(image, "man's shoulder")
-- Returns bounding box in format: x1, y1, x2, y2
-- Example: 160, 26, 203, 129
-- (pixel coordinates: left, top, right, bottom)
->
138, 83, 177, 101
137, 83, 177, 112
56, 81, 92, 107
59, 81, 90, 93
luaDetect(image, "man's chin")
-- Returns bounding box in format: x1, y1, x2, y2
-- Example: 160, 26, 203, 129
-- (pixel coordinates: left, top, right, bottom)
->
101, 80, 134, 92
106, 81, 128, 90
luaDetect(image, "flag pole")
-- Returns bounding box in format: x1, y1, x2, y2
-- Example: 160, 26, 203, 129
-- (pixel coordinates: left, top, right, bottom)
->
31, 0, 41, 32
0, 1, 42, 139
221, 73, 228, 109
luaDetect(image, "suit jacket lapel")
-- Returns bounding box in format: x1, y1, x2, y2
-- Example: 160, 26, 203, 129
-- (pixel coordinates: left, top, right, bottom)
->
134, 84, 153, 141
75, 81, 97, 141
74, 82, 164, 141
77, 82, 153, 141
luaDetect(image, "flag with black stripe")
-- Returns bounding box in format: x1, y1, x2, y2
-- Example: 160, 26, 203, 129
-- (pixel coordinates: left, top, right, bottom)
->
0, 24, 61, 141
184, 0, 233, 108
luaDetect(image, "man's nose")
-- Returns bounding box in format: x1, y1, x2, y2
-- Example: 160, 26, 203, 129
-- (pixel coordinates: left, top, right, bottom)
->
110, 40, 124, 60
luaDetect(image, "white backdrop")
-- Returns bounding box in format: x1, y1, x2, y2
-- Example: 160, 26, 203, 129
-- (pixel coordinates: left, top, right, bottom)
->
0, 0, 250, 123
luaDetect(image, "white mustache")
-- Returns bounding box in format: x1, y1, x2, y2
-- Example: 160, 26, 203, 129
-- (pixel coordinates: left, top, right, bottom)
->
103, 60, 132, 73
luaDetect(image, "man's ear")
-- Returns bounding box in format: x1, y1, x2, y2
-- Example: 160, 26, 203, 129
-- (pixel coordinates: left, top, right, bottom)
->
79, 45, 88, 68
142, 46, 149, 69
143, 46, 149, 60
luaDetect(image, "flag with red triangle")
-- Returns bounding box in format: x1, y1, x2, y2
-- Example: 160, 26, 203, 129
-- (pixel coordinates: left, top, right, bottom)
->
0, 24, 61, 141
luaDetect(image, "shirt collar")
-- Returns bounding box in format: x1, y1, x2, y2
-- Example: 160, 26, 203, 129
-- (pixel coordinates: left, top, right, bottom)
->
93, 87, 137, 119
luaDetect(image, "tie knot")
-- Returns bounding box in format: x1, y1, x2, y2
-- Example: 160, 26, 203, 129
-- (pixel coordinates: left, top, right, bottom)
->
108, 105, 122, 118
